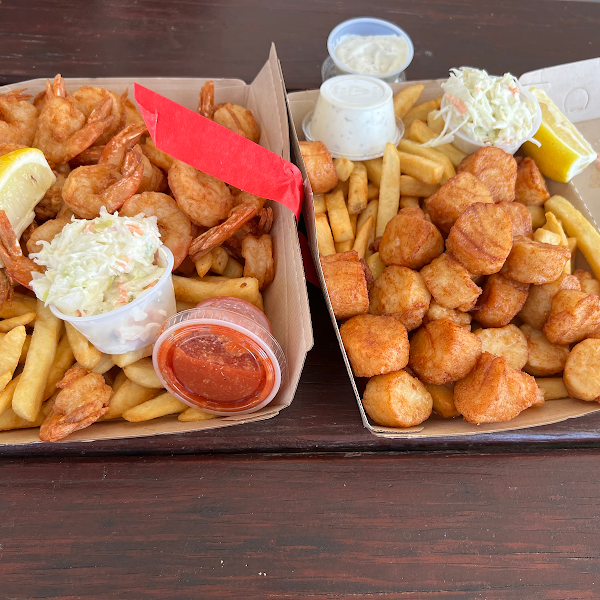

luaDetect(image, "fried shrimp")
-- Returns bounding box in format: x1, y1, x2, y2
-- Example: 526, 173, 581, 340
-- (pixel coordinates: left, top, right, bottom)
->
0, 89, 38, 146
71, 85, 125, 146
39, 365, 112, 442
26, 217, 70, 255
120, 192, 192, 269
241, 233, 274, 290
35, 166, 69, 222
62, 145, 144, 219
0, 142, 26, 157
141, 137, 174, 172
33, 75, 113, 164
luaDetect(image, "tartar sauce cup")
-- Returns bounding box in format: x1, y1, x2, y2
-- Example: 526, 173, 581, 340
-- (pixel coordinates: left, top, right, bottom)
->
323, 17, 414, 83
50, 246, 176, 355
303, 74, 404, 160
153, 297, 286, 416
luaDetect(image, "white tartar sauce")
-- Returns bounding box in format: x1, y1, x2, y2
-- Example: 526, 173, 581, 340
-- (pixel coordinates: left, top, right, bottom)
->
334, 34, 409, 76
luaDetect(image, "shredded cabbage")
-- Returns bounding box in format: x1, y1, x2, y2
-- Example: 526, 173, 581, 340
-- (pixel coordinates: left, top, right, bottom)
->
423, 67, 538, 148
30, 207, 165, 317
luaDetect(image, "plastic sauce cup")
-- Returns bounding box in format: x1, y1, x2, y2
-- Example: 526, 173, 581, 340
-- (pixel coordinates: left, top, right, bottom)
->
50, 246, 176, 355
302, 75, 404, 161
153, 297, 286, 415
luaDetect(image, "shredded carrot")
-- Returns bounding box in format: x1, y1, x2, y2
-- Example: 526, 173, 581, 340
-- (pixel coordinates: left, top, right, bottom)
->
446, 94, 467, 114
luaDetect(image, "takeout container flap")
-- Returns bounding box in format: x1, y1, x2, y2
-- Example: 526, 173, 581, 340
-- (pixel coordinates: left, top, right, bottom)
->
0, 44, 314, 447
288, 58, 600, 439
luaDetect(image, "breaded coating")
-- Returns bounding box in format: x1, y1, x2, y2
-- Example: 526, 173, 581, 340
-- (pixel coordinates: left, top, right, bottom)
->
446, 202, 513, 275
420, 252, 482, 311
514, 157, 550, 206
424, 383, 460, 418
320, 251, 369, 321
519, 273, 580, 330
573, 269, 600, 297
498, 200, 533, 237
423, 301, 472, 329
543, 289, 600, 345
299, 141, 338, 194
457, 146, 517, 203
474, 324, 528, 370
408, 318, 482, 385
425, 172, 494, 235
340, 314, 409, 378
563, 339, 600, 401
474, 273, 529, 328
502, 236, 571, 284
520, 324, 570, 377
369, 266, 431, 331
379, 206, 444, 269
454, 352, 540, 424
362, 370, 433, 427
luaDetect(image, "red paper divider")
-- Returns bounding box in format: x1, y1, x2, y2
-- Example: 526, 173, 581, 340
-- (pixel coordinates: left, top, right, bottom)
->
134, 84, 304, 220
298, 232, 320, 288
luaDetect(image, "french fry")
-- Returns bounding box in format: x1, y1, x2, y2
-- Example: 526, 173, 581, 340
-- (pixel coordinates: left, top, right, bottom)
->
92, 354, 115, 374
12, 301, 61, 422
65, 322, 102, 370
326, 188, 354, 243
313, 194, 327, 214
364, 158, 383, 187
112, 345, 153, 368
393, 84, 425, 119
400, 175, 439, 198
195, 251, 213, 277
123, 357, 164, 389
331, 179, 350, 198
0, 374, 20, 417
353, 216, 374, 260
222, 256, 244, 279
210, 246, 229, 275
408, 120, 467, 167
335, 240, 354, 253
396, 150, 443, 185
42, 335, 75, 401
543, 212, 568, 245
403, 100, 440, 131
366, 252, 386, 279
545, 195, 600, 281
376, 143, 401, 237
315, 213, 336, 256
357, 200, 378, 233
0, 326, 26, 392
568, 237, 577, 273
178, 407, 218, 422
102, 378, 156, 420
0, 312, 35, 333
367, 182, 379, 200
333, 157, 355, 182
0, 293, 37, 319
400, 196, 420, 209
526, 205, 546, 229
535, 377, 568, 400
397, 139, 456, 182
534, 228, 562, 246
427, 110, 445, 134
0, 407, 44, 431
122, 392, 187, 422
347, 162, 368, 215
173, 275, 263, 309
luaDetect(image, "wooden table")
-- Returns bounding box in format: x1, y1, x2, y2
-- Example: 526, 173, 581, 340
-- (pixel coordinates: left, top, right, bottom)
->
2, 1, 600, 597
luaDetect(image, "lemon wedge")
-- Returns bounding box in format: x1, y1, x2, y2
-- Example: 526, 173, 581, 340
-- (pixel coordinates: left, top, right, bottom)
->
522, 88, 596, 183
0, 148, 55, 238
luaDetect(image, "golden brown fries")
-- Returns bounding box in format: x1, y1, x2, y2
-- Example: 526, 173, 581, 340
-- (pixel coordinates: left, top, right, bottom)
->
326, 188, 354, 242
393, 84, 425, 119
103, 378, 156, 421
178, 407, 218, 422
348, 162, 368, 215
65, 322, 102, 370
172, 274, 263, 309
376, 143, 401, 237
122, 392, 188, 422
315, 212, 336, 257
123, 358, 164, 389
334, 157, 355, 182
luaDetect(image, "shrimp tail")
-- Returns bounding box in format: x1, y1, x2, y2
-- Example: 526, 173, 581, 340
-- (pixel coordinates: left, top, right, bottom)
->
2, 89, 32, 103
199, 81, 215, 120
0, 269, 14, 312
101, 145, 144, 213
99, 122, 147, 166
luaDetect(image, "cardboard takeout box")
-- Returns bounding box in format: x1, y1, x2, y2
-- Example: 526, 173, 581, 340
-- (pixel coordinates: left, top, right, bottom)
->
288, 57, 600, 439
0, 44, 313, 447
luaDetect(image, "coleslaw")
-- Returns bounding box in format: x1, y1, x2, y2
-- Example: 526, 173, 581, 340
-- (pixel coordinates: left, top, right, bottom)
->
30, 207, 165, 317
424, 67, 539, 148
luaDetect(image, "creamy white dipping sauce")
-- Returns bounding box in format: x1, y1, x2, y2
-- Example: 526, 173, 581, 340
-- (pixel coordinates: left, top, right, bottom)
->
334, 34, 409, 76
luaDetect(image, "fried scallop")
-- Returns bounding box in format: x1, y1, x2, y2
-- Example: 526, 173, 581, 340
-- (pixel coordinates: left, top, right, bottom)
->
423, 301, 472, 330
320, 251, 369, 320
498, 200, 533, 237
543, 289, 600, 344
299, 141, 338, 194
424, 172, 494, 235
518, 273, 581, 330
474, 274, 529, 328
408, 318, 482, 385
420, 252, 482, 311
369, 266, 431, 331
502, 236, 571, 284
474, 324, 528, 370
514, 157, 550, 206
362, 370, 433, 427
379, 206, 444, 269
340, 314, 409, 378
563, 339, 600, 401
520, 324, 570, 377
573, 269, 600, 297
424, 383, 460, 418
454, 352, 540, 424
457, 146, 518, 203
446, 202, 513, 275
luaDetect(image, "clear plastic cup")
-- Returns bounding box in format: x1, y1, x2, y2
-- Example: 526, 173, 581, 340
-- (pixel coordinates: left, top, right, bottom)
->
302, 74, 404, 160
324, 17, 414, 84
153, 297, 286, 415
50, 246, 176, 355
